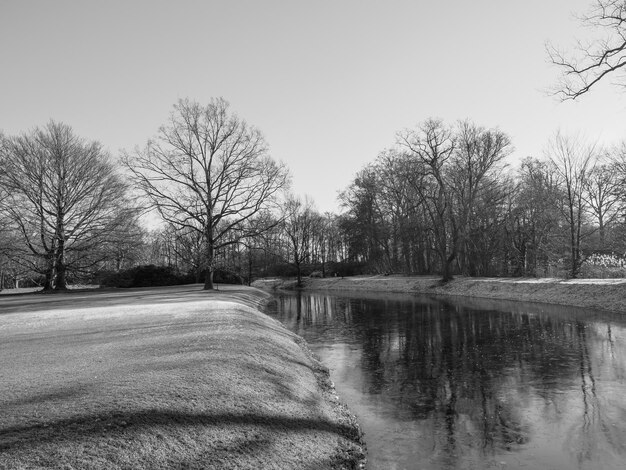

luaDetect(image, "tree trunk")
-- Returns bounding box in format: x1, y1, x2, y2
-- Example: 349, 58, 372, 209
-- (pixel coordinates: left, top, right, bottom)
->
54, 264, 67, 290
54, 239, 68, 291
442, 252, 456, 282
203, 241, 215, 290
43, 273, 53, 291
296, 262, 302, 287
42, 251, 55, 291
248, 251, 253, 286
204, 268, 214, 290
598, 215, 605, 248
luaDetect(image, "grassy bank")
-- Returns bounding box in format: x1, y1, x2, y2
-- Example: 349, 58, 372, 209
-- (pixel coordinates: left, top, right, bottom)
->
253, 275, 626, 314
0, 285, 364, 469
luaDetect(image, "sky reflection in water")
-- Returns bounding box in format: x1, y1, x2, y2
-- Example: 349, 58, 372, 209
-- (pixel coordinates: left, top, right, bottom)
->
266, 291, 626, 470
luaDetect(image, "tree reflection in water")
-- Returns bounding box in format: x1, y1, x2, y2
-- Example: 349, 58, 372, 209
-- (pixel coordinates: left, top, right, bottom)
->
268, 291, 626, 470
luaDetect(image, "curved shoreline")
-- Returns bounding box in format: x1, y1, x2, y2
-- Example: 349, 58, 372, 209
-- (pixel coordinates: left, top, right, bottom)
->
253, 275, 626, 314
0, 285, 366, 469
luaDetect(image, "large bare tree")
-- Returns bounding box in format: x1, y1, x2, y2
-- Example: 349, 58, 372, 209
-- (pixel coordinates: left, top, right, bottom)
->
398, 120, 511, 281
509, 158, 562, 277
124, 98, 290, 290
546, 132, 598, 277
0, 122, 135, 290
548, 0, 626, 99
448, 121, 512, 275
398, 119, 457, 281
282, 195, 317, 287
583, 156, 624, 247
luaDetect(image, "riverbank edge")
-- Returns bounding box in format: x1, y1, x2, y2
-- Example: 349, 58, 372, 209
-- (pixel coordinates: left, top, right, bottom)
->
250, 290, 367, 469
288, 330, 367, 468
252, 275, 626, 314
0, 286, 366, 469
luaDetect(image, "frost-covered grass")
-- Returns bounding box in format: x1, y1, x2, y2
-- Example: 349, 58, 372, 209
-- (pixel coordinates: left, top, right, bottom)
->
0, 284, 100, 295
0, 285, 363, 469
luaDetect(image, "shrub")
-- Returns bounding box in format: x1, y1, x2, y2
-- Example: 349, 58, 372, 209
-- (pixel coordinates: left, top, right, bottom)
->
263, 263, 299, 278
211, 269, 244, 285
99, 265, 193, 288
326, 261, 369, 277
579, 252, 626, 278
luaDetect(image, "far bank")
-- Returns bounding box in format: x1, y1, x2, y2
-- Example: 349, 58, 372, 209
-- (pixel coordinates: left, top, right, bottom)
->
253, 275, 626, 314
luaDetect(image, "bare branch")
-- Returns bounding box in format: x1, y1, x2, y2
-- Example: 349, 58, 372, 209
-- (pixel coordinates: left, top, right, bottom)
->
123, 98, 290, 290
548, 0, 626, 99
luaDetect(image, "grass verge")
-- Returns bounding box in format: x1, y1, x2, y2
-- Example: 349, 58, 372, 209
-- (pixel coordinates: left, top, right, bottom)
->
253, 275, 626, 314
0, 285, 365, 469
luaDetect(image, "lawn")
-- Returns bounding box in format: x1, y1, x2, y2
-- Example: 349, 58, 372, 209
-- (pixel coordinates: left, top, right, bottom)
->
0, 285, 363, 469
254, 275, 626, 313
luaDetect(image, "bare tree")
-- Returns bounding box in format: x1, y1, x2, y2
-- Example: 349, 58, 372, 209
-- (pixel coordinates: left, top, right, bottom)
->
103, 218, 148, 272
546, 132, 598, 277
509, 158, 562, 277
123, 98, 290, 290
611, 140, 626, 191
282, 195, 317, 287
398, 119, 457, 281
237, 211, 281, 284
311, 212, 339, 277
339, 165, 391, 272
583, 156, 624, 247
448, 121, 512, 275
0, 122, 135, 290
398, 120, 510, 281
548, 0, 626, 99
0, 131, 9, 260
374, 150, 424, 274
171, 225, 206, 281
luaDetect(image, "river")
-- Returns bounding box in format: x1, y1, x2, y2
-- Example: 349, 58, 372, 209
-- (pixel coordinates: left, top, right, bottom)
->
265, 290, 626, 470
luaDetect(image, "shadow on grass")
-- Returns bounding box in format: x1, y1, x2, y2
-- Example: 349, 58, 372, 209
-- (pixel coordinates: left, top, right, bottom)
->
4, 386, 90, 407
0, 284, 264, 316
0, 408, 359, 452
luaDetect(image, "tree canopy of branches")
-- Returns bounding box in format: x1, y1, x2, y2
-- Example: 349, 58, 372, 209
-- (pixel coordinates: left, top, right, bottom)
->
546, 132, 599, 277
0, 121, 136, 290
583, 155, 624, 246
337, 115, 626, 280
282, 195, 318, 287
508, 158, 562, 277
127, 119, 624, 283
124, 98, 290, 290
548, 0, 626, 99
339, 165, 389, 271
397, 119, 512, 281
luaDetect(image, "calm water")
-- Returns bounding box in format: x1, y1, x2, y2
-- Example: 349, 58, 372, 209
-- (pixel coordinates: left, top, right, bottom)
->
266, 291, 626, 470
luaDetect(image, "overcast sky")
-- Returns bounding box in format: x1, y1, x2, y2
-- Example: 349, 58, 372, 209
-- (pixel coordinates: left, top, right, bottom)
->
1, 0, 625, 213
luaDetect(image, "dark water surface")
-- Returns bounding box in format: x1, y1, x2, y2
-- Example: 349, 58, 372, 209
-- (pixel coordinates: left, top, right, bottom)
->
265, 291, 626, 470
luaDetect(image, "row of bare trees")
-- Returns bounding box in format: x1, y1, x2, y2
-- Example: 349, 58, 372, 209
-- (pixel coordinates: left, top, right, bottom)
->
0, 122, 138, 290
3, 114, 623, 289
338, 121, 626, 279
127, 123, 625, 284
1, 1, 624, 289
0, 99, 291, 291
1, 103, 624, 289
122, 98, 289, 290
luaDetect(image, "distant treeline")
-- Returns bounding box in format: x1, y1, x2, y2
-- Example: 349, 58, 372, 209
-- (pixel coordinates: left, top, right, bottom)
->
2, 110, 625, 291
